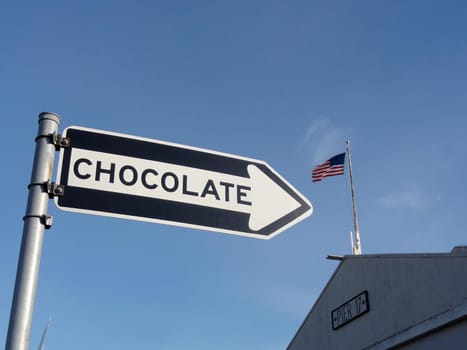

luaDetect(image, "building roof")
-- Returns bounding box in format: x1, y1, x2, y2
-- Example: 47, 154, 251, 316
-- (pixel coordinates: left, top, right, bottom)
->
287, 247, 467, 350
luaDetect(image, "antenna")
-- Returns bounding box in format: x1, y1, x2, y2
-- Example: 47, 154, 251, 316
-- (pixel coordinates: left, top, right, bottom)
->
38, 318, 51, 350
350, 231, 362, 255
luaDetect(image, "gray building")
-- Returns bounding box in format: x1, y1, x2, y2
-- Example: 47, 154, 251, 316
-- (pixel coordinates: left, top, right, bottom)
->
287, 247, 467, 349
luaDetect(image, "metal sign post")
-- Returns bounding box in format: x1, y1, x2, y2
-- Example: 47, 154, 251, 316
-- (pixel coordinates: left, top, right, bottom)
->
5, 113, 61, 350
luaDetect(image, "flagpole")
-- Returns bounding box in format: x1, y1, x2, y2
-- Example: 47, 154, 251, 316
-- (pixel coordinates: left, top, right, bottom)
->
346, 140, 362, 255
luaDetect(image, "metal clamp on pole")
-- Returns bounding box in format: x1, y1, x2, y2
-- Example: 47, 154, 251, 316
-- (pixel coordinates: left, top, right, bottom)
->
27, 180, 65, 199
5, 112, 61, 350
22, 214, 54, 229
35, 131, 70, 151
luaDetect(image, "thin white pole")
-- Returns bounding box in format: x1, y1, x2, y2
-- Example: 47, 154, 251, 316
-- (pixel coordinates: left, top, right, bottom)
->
37, 318, 51, 350
5, 112, 61, 350
346, 140, 362, 255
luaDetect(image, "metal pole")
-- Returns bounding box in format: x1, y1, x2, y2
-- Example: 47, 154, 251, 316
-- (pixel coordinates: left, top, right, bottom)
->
5, 112, 61, 350
346, 140, 362, 255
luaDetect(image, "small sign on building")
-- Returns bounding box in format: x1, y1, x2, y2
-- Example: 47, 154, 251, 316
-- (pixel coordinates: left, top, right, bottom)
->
332, 291, 369, 330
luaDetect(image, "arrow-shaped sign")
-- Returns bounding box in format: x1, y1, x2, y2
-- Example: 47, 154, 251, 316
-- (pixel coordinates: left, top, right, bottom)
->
55, 126, 312, 239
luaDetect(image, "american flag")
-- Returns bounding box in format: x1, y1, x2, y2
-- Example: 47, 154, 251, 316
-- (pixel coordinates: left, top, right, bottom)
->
312, 153, 346, 182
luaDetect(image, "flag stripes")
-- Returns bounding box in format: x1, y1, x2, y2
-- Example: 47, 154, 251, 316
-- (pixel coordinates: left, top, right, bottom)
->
312, 153, 345, 182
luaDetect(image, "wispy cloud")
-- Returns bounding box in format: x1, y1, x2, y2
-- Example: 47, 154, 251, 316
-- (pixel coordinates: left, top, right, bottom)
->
300, 118, 348, 164
378, 184, 441, 209
303, 119, 330, 143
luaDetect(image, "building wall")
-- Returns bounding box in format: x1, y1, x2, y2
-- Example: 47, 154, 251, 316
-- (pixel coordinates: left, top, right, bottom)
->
287, 252, 467, 350
394, 319, 467, 350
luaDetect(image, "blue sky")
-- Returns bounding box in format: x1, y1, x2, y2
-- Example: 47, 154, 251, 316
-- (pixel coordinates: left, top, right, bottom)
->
1, 1, 466, 349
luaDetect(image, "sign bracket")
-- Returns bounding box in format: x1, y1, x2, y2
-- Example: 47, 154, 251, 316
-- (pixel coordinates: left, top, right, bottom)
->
35, 132, 70, 151
22, 214, 54, 229
46, 181, 65, 198
27, 180, 65, 198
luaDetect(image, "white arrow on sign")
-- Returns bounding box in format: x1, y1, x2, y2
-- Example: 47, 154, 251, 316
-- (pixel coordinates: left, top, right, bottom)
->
68, 148, 302, 232
55, 126, 312, 239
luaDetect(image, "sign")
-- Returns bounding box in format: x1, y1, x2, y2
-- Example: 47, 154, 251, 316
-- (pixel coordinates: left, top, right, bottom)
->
332, 291, 369, 330
55, 126, 312, 239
